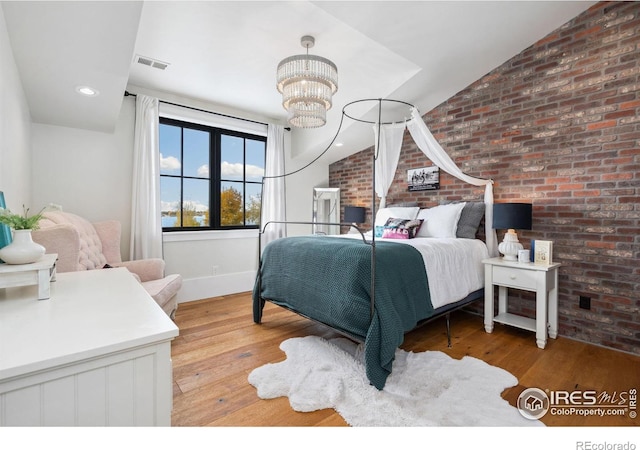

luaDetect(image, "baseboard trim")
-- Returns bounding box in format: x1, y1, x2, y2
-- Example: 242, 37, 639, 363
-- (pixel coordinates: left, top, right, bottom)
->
176, 270, 256, 303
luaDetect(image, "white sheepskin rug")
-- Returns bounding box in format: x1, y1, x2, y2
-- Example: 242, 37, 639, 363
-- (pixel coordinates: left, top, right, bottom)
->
248, 335, 543, 427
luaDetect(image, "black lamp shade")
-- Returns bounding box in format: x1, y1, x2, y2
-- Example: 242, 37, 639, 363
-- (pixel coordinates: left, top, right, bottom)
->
493, 203, 532, 230
344, 206, 366, 224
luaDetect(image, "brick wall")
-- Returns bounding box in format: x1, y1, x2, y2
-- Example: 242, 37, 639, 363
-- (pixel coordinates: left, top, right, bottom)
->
329, 2, 639, 354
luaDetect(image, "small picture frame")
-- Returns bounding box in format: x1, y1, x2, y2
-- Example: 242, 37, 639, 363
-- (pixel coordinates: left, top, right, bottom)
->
533, 240, 553, 265
407, 166, 440, 191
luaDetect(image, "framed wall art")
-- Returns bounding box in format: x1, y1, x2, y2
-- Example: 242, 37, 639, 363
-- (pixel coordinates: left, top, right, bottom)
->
407, 166, 440, 191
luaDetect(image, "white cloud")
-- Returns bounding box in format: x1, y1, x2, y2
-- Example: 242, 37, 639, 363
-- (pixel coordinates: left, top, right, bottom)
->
182, 200, 208, 212
160, 154, 181, 172
221, 161, 243, 177
161, 200, 208, 213
221, 161, 264, 180
246, 164, 265, 180
197, 164, 209, 177
161, 201, 178, 212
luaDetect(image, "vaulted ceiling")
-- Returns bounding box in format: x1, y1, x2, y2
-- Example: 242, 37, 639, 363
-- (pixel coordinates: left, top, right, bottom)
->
2, 1, 596, 163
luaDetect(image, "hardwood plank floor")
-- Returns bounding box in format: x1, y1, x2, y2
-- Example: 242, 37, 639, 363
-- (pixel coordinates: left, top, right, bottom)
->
171, 292, 640, 427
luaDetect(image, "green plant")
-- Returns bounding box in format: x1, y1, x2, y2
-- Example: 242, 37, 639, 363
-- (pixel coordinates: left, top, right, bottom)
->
0, 205, 47, 230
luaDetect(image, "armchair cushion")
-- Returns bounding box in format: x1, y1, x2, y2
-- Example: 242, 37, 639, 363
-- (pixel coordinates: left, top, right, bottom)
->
117, 258, 165, 282
142, 274, 182, 316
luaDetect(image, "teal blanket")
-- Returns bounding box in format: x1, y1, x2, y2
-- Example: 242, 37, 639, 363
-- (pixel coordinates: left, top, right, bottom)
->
253, 236, 433, 389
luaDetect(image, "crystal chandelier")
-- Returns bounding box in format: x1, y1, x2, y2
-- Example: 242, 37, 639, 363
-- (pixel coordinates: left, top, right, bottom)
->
276, 36, 338, 128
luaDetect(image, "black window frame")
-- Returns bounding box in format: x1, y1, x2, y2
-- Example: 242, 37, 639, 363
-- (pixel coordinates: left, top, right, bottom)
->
159, 117, 266, 232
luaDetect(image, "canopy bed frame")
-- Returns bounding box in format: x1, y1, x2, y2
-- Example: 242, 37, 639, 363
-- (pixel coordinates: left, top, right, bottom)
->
254, 99, 497, 389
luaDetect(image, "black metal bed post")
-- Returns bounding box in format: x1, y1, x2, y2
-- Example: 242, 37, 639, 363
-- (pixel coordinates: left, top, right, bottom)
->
370, 99, 383, 319
255, 178, 266, 324
340, 98, 417, 320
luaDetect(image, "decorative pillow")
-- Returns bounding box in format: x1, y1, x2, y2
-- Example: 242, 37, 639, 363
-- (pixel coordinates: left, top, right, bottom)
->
416, 203, 466, 238
374, 206, 420, 227
381, 218, 424, 240
456, 202, 485, 239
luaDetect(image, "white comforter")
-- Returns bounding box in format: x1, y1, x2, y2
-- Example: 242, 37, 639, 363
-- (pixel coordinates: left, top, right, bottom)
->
340, 234, 488, 309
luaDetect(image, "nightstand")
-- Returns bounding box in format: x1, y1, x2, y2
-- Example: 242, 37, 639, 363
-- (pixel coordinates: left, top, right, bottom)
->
483, 257, 561, 349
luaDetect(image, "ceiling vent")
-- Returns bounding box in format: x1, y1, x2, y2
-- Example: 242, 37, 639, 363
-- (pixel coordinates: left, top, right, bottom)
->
136, 55, 169, 70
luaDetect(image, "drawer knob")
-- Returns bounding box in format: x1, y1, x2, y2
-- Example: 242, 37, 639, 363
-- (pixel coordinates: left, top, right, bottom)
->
509, 275, 517, 280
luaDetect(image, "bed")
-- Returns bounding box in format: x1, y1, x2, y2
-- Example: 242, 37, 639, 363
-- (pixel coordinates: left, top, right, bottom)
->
253, 202, 489, 389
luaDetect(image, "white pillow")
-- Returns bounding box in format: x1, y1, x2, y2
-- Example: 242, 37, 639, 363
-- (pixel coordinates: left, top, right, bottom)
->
374, 206, 420, 226
416, 203, 466, 238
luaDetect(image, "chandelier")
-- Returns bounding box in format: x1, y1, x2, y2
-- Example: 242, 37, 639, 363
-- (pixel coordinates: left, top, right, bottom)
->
276, 36, 338, 128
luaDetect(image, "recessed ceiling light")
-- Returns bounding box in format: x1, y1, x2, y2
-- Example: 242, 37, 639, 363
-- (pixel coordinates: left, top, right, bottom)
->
75, 85, 99, 97
335, 142, 344, 147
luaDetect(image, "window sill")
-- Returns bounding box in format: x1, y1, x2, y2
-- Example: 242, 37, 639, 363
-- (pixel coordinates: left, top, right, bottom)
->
163, 229, 259, 242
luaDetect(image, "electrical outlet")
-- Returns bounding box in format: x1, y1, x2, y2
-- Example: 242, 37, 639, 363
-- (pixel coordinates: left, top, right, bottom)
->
579, 296, 591, 310
212, 265, 219, 276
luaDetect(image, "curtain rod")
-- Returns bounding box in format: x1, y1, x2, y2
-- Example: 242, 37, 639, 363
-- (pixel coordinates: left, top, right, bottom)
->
124, 91, 289, 130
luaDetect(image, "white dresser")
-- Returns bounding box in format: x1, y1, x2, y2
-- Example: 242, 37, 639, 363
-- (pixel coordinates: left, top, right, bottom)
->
0, 267, 179, 426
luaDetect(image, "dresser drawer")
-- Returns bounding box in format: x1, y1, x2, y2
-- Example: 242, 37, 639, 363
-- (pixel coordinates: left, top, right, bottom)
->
492, 266, 538, 290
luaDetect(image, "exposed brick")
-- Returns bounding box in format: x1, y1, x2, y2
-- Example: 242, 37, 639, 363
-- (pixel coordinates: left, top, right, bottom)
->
329, 2, 640, 355
586, 120, 618, 130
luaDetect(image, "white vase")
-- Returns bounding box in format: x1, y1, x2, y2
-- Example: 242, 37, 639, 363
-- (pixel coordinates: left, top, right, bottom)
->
0, 229, 46, 264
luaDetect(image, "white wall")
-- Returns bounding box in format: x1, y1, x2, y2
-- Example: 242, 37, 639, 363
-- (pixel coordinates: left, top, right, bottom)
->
31, 98, 136, 256
0, 6, 32, 211
284, 163, 330, 234
30, 91, 329, 303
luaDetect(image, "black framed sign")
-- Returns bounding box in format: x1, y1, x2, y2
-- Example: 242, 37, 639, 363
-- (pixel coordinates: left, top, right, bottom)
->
407, 166, 440, 191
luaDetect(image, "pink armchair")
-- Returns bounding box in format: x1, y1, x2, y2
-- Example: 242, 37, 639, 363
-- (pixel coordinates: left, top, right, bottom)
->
32, 211, 182, 319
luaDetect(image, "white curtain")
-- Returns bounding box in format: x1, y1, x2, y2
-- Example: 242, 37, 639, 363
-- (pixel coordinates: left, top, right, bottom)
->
373, 121, 405, 209
130, 94, 163, 260
261, 124, 286, 251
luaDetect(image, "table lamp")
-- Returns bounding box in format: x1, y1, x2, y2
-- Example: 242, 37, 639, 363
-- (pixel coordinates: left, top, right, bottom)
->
344, 206, 366, 232
493, 203, 532, 261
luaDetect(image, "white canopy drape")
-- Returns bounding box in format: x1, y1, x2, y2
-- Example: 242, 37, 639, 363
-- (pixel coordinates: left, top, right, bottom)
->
374, 107, 497, 256
261, 124, 287, 251
373, 121, 405, 209
130, 94, 163, 260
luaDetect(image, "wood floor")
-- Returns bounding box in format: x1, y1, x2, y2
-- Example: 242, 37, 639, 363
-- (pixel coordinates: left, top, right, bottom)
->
171, 292, 640, 427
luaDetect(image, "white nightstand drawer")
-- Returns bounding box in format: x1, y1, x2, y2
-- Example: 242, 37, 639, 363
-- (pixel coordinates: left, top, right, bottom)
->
492, 265, 538, 290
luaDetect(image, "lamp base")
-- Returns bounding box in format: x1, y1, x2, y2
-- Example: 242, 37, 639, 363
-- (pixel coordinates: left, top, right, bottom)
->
498, 229, 523, 261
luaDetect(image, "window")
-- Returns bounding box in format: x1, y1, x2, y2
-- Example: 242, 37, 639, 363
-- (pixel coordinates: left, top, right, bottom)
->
159, 117, 266, 231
